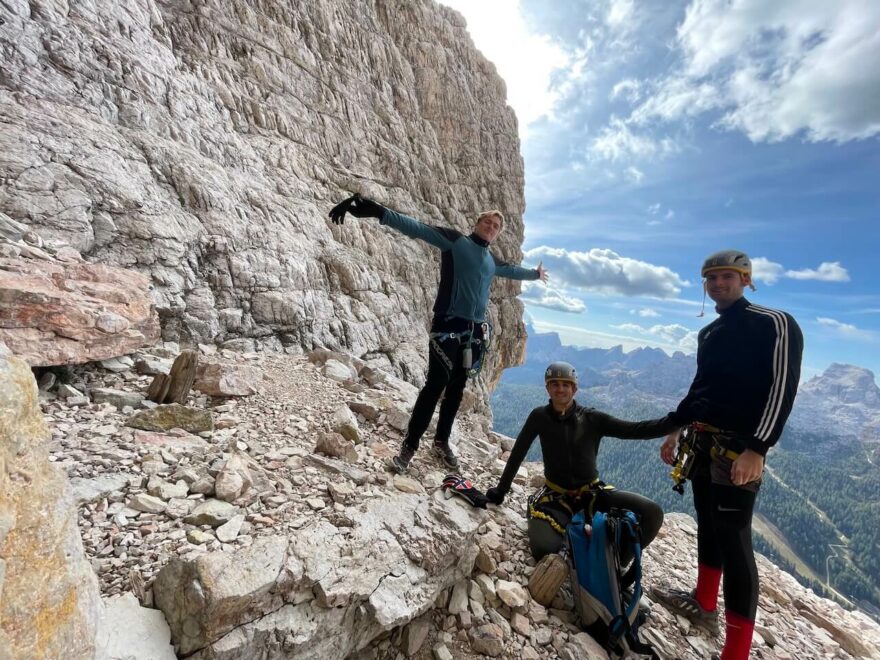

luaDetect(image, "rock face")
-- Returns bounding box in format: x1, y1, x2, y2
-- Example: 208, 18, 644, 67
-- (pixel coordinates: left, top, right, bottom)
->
0, 219, 160, 367
153, 491, 481, 657
0, 352, 101, 657
0, 0, 529, 394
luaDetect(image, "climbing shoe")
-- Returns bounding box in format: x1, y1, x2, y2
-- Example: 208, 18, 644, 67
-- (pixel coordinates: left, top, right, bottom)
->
433, 442, 459, 470
391, 445, 416, 474
650, 586, 720, 636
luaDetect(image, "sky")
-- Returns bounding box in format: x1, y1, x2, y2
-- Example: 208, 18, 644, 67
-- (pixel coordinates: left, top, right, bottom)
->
438, 0, 880, 379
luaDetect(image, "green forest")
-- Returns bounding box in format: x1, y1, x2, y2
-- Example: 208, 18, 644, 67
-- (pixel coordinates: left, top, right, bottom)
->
490, 379, 880, 615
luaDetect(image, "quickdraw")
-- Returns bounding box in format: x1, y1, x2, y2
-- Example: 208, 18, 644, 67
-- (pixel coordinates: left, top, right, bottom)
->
670, 426, 698, 495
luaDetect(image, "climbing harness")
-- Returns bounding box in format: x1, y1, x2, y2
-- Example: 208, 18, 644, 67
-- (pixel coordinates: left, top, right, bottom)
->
428, 321, 492, 378
671, 422, 740, 493
528, 478, 616, 535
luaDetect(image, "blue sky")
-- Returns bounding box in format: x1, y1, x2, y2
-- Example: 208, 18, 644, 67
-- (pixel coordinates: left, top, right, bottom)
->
438, 0, 880, 378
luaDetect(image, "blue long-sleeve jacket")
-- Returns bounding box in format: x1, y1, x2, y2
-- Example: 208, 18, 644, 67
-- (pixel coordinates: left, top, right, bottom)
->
380, 209, 539, 323
670, 297, 804, 455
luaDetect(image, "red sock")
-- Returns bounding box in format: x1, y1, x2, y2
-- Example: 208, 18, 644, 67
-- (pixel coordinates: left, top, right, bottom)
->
695, 563, 722, 612
721, 610, 755, 660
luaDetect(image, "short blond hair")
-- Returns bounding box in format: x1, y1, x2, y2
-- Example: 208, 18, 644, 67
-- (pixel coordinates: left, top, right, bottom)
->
476, 209, 505, 230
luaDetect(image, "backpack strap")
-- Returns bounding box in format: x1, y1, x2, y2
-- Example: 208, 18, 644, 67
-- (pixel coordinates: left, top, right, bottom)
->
615, 512, 660, 659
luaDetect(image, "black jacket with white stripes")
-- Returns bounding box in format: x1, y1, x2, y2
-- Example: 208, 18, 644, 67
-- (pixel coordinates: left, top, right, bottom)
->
670, 297, 803, 456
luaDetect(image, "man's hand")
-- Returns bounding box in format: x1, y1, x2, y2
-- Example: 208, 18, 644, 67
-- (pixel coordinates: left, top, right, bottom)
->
730, 449, 764, 486
660, 429, 680, 465
536, 261, 549, 282
486, 486, 506, 505
329, 194, 385, 224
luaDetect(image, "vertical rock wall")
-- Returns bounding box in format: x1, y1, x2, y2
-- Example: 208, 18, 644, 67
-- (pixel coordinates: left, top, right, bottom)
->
0, 0, 529, 393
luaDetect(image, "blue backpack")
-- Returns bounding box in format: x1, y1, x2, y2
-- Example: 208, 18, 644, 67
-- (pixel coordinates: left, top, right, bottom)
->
565, 509, 658, 658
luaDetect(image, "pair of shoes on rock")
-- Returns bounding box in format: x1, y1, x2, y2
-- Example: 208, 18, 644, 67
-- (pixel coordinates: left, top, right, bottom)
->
390, 442, 459, 474
650, 586, 721, 636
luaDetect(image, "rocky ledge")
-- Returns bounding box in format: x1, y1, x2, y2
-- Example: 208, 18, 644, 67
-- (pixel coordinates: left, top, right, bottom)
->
24, 344, 880, 659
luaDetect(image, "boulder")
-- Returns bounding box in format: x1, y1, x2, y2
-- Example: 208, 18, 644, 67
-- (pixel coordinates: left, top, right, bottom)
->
154, 535, 290, 655
314, 431, 358, 464
91, 387, 145, 410
127, 404, 214, 434
155, 492, 482, 658
331, 404, 361, 443
496, 579, 528, 608
0, 352, 101, 657
0, 253, 159, 366
323, 359, 356, 383
469, 623, 505, 657
214, 453, 254, 502
184, 500, 238, 527
193, 361, 262, 397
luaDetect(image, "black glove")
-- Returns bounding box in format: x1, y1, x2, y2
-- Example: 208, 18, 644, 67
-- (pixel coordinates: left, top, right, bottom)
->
442, 474, 490, 509
328, 194, 385, 224
486, 486, 506, 505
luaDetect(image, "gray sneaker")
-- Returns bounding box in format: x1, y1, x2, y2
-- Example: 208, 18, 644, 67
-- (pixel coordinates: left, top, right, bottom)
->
433, 442, 459, 470
391, 445, 416, 474
650, 587, 720, 636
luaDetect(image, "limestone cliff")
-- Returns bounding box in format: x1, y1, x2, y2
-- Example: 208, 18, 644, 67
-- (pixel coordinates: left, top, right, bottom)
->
0, 0, 528, 393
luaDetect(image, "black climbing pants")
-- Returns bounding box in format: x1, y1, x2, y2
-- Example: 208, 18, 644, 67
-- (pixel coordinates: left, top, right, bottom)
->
403, 335, 483, 451
692, 449, 761, 620
527, 487, 664, 564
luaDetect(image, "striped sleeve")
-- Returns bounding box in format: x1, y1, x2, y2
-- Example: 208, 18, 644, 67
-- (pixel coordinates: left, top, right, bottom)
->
745, 305, 804, 454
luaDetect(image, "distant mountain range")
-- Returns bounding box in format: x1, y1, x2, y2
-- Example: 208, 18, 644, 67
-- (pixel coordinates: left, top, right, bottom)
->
514, 324, 880, 445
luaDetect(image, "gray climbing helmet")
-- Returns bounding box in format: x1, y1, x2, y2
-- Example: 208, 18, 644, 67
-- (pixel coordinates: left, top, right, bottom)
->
545, 361, 578, 385
701, 249, 752, 277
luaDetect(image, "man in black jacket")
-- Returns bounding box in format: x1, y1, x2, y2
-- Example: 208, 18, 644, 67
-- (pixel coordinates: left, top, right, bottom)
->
655, 250, 804, 660
329, 194, 547, 474
485, 361, 677, 561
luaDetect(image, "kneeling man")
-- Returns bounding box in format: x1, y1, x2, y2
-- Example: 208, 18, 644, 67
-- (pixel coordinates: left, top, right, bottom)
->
487, 362, 677, 561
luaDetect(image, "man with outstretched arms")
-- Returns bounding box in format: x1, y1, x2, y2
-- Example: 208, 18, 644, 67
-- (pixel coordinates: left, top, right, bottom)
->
329, 194, 547, 473
485, 361, 678, 563
654, 250, 804, 660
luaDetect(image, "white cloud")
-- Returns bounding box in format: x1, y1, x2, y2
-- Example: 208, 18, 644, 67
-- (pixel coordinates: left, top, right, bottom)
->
632, 307, 660, 318
611, 78, 643, 103
438, 0, 570, 131
625, 166, 645, 183
524, 246, 689, 298
607, 0, 636, 29
635, 0, 880, 143
612, 322, 699, 352
646, 203, 674, 223
785, 261, 850, 282
751, 257, 785, 285
816, 317, 874, 341
591, 117, 680, 162
631, 77, 723, 124
521, 282, 587, 313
